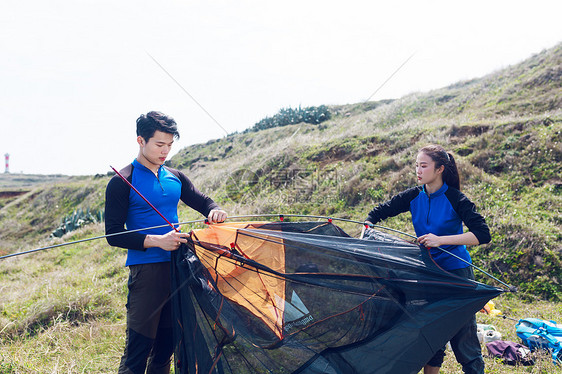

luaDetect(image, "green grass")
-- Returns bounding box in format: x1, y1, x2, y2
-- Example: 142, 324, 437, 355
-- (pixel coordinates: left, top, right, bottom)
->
0, 224, 127, 373
0, 224, 560, 373
0, 43, 561, 373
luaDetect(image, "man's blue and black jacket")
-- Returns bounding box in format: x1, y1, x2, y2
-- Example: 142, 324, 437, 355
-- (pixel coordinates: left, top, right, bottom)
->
105, 159, 219, 266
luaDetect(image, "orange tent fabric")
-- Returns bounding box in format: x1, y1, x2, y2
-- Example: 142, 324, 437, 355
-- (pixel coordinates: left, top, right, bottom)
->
191, 223, 286, 339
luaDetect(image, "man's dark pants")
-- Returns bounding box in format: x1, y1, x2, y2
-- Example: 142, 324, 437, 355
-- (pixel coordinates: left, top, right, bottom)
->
119, 262, 174, 374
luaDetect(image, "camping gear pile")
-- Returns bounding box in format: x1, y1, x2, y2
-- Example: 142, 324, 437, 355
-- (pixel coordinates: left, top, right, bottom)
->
484, 318, 562, 366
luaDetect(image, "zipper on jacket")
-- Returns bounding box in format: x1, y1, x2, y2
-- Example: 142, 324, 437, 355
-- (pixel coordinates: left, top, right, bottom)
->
427, 193, 431, 224
155, 169, 165, 193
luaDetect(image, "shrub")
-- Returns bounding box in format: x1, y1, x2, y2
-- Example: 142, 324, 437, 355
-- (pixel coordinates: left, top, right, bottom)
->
247, 105, 331, 132
50, 208, 104, 238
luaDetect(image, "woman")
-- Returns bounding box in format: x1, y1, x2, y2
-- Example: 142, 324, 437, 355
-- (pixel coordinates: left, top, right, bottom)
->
365, 144, 490, 374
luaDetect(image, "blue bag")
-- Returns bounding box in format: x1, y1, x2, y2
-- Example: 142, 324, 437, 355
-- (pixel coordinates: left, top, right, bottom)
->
516, 318, 562, 365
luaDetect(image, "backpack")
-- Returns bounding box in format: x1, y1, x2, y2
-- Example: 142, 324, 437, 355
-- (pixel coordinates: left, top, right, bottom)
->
516, 318, 562, 365
486, 340, 534, 366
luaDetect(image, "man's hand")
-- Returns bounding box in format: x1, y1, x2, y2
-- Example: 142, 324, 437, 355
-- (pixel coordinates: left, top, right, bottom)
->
144, 226, 189, 251
208, 209, 227, 224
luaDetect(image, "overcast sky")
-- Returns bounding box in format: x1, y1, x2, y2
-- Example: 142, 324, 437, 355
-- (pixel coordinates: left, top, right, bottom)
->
1, 0, 560, 175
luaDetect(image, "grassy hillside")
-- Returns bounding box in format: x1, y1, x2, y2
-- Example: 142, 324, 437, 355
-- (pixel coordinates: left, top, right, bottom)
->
170, 43, 562, 301
0, 175, 107, 256
0, 174, 74, 210
0, 43, 561, 373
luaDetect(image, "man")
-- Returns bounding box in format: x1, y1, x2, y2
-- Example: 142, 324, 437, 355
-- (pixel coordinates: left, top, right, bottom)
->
105, 111, 227, 373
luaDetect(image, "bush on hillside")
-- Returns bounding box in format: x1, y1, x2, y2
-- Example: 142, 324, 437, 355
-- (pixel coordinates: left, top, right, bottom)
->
247, 105, 331, 132
50, 208, 104, 238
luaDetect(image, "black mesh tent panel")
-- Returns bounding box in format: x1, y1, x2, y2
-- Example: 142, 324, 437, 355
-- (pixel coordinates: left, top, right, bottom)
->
171, 222, 503, 374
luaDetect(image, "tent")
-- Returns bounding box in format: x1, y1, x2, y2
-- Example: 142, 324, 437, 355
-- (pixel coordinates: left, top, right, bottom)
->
170, 220, 503, 374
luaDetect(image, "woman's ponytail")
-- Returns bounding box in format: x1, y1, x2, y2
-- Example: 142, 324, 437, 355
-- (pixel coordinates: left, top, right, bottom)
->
444, 152, 460, 190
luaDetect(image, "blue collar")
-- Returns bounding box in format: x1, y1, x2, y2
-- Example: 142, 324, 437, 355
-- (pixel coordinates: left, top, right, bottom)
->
132, 159, 163, 176
423, 182, 448, 197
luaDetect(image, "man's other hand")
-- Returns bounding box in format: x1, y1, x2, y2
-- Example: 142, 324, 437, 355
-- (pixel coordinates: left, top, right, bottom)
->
207, 209, 227, 224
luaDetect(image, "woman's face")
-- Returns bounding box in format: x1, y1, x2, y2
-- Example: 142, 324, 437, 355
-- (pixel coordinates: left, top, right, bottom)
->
415, 152, 443, 185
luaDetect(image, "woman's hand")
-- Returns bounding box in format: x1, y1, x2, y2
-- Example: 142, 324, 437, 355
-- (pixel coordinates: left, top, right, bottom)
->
417, 232, 480, 248
417, 233, 442, 248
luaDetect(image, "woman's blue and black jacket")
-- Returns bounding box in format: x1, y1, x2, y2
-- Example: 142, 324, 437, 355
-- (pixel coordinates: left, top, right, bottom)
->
366, 183, 490, 270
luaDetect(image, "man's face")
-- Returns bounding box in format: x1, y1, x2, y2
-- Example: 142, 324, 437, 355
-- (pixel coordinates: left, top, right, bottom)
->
137, 130, 174, 169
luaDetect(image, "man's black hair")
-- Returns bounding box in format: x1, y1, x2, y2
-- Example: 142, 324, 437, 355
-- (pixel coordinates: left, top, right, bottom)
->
136, 111, 180, 141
